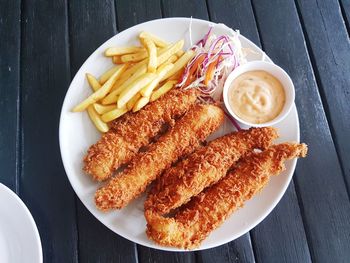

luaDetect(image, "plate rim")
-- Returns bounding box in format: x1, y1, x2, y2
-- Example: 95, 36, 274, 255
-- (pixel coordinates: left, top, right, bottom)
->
59, 17, 300, 251
0, 183, 43, 262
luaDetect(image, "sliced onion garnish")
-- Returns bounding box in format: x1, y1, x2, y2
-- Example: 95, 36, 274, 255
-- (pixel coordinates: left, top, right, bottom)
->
178, 26, 246, 106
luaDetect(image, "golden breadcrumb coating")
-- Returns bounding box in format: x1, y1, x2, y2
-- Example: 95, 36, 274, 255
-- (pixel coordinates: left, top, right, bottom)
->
83, 89, 198, 181
95, 104, 225, 210
145, 143, 308, 249
145, 127, 278, 214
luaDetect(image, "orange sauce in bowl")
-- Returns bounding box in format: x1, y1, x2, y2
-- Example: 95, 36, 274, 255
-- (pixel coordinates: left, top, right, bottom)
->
229, 70, 285, 124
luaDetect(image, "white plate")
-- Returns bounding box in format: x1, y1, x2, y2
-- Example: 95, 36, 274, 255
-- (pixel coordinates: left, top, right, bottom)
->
59, 18, 299, 251
0, 183, 42, 262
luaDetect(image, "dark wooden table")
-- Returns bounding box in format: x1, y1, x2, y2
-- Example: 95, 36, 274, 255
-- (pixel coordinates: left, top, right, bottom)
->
1, 0, 350, 262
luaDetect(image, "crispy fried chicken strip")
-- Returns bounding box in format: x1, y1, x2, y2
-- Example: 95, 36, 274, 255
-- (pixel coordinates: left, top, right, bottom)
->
95, 104, 225, 210
145, 127, 278, 214
84, 89, 198, 181
145, 143, 308, 249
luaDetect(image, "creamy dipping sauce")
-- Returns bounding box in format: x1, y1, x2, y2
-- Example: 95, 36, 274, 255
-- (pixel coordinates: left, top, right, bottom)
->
229, 70, 286, 124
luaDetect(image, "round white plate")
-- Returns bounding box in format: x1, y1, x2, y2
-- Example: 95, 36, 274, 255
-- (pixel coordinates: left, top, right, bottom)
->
59, 18, 299, 251
0, 183, 42, 262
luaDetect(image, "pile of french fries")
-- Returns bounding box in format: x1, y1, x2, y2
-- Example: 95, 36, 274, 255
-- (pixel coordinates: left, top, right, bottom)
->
72, 32, 195, 133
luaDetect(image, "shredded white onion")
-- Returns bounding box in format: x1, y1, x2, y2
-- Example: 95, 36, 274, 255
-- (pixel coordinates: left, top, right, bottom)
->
178, 24, 247, 103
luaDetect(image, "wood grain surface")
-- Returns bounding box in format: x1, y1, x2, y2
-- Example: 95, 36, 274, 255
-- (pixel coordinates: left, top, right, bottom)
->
0, 0, 349, 262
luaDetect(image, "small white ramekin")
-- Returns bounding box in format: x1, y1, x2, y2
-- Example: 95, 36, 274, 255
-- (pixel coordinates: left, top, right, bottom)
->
223, 61, 295, 127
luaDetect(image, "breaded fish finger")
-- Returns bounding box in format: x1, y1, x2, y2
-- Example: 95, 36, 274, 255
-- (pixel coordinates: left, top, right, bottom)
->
95, 104, 225, 210
145, 143, 308, 249
84, 89, 198, 181
145, 127, 278, 214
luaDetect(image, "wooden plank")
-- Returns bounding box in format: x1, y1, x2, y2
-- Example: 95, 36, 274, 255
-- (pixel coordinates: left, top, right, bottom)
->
138, 247, 195, 263
69, 0, 117, 74
20, 1, 78, 262
67, 1, 137, 262
252, 0, 350, 262
115, 0, 161, 30
250, 185, 311, 263
76, 199, 137, 263
206, 0, 260, 46
0, 0, 20, 191
197, 235, 255, 263
207, 1, 311, 262
162, 0, 209, 19
296, 0, 350, 198
339, 0, 350, 34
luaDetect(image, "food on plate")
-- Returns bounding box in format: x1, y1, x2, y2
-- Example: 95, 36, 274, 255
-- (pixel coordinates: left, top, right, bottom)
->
145, 143, 308, 249
139, 31, 187, 58
101, 106, 128, 122
132, 96, 150, 112
139, 31, 168, 48
117, 73, 157, 108
72, 65, 127, 112
140, 36, 157, 73
93, 103, 117, 115
120, 50, 149, 63
140, 63, 174, 97
84, 89, 198, 181
72, 32, 188, 132
150, 80, 178, 102
112, 55, 123, 64
69, 24, 307, 251
95, 104, 225, 210
87, 106, 109, 133
99, 65, 124, 85
145, 127, 278, 214
126, 93, 141, 110
228, 70, 286, 124
177, 27, 245, 107
86, 73, 101, 91
160, 50, 195, 81
104, 46, 145, 56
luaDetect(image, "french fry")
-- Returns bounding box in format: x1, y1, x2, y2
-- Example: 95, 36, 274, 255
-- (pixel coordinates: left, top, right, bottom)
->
100, 66, 122, 84
93, 103, 118, 114
114, 65, 147, 93
112, 56, 123, 64
118, 73, 157, 108
167, 70, 183, 81
140, 63, 174, 97
150, 80, 177, 102
121, 51, 148, 63
139, 32, 168, 47
87, 105, 109, 133
72, 64, 127, 112
161, 50, 195, 81
102, 65, 147, 104
126, 93, 141, 110
157, 40, 184, 65
104, 43, 177, 104
165, 54, 178, 64
140, 37, 157, 73
105, 46, 145, 57
133, 96, 149, 112
139, 32, 184, 56
176, 50, 185, 57
101, 106, 128, 122
115, 59, 149, 85
86, 73, 101, 91
115, 43, 175, 81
